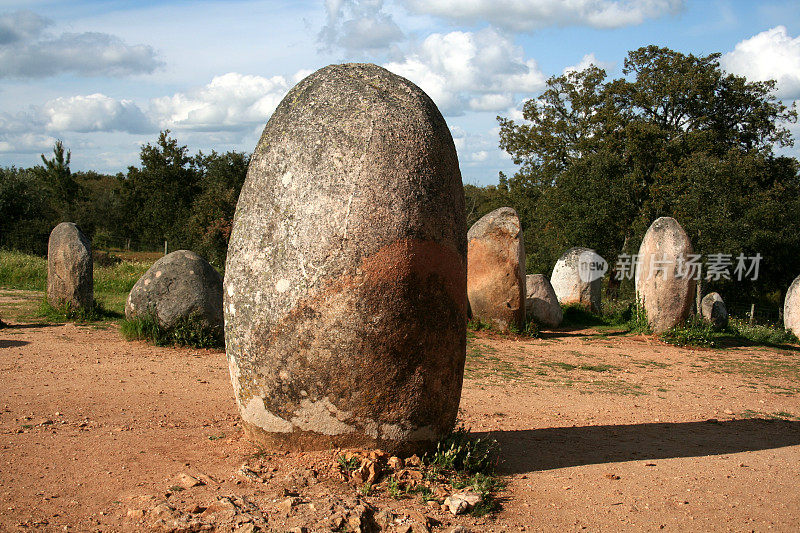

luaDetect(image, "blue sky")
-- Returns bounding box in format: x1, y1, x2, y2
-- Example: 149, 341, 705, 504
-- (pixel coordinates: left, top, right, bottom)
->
1, 0, 800, 185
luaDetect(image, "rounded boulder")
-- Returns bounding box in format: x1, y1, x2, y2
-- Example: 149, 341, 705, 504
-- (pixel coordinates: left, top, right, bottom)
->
635, 217, 696, 334
525, 274, 562, 328
700, 292, 728, 330
784, 275, 800, 338
224, 63, 467, 453
126, 250, 223, 332
467, 207, 525, 331
47, 222, 93, 310
550, 247, 603, 313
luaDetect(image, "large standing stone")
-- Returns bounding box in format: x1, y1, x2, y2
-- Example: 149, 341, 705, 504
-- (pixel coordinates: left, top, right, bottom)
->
700, 292, 728, 330
784, 275, 800, 338
125, 250, 223, 333
47, 222, 93, 310
466, 207, 525, 331
525, 274, 562, 328
635, 217, 696, 334
224, 63, 467, 453
550, 247, 603, 313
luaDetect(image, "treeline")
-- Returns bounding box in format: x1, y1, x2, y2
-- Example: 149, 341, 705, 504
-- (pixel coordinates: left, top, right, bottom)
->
0, 132, 247, 269
2, 46, 800, 305
473, 45, 800, 306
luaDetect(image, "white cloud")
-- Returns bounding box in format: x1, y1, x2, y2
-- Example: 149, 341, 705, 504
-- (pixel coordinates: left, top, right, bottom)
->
0, 9, 47, 45
0, 132, 56, 154
43, 94, 152, 133
0, 10, 162, 78
722, 26, 800, 100
150, 72, 292, 132
401, 0, 683, 32
319, 0, 403, 53
563, 53, 615, 75
384, 28, 545, 115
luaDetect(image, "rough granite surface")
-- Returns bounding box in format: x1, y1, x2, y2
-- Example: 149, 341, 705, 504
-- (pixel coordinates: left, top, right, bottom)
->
224, 63, 467, 453
635, 217, 696, 334
47, 222, 93, 310
550, 247, 602, 313
125, 250, 223, 332
466, 207, 525, 331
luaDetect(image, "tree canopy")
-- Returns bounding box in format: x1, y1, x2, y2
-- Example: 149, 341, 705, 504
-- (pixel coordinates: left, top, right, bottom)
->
495, 45, 799, 302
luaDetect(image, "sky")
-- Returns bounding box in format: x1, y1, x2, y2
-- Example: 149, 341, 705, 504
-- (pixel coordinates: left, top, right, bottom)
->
1, 0, 800, 185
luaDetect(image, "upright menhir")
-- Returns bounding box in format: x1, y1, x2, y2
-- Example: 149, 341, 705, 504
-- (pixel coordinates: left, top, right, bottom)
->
47, 222, 93, 311
224, 63, 467, 453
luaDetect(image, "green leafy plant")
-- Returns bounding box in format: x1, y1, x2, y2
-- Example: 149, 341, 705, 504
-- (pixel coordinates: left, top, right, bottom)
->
387, 477, 401, 499
510, 319, 539, 338
359, 482, 372, 496
625, 298, 650, 334
336, 454, 361, 474
467, 318, 493, 331
423, 426, 499, 475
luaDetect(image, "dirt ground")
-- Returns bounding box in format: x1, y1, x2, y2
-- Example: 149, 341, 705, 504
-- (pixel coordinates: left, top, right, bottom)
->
1, 288, 800, 532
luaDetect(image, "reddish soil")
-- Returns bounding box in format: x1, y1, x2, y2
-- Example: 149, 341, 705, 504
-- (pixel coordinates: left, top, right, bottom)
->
1, 289, 800, 531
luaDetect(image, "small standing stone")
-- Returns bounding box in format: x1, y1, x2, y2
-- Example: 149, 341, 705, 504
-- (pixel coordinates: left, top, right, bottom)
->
525, 274, 562, 328
550, 247, 603, 313
47, 222, 93, 310
784, 274, 800, 338
700, 292, 728, 330
126, 250, 223, 332
635, 217, 696, 334
467, 207, 526, 331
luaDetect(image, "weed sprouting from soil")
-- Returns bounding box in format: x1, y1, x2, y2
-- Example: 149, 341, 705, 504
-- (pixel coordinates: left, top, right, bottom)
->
423, 426, 499, 475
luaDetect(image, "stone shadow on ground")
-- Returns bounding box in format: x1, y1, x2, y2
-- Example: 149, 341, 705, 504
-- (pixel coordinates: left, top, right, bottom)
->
0, 339, 29, 348
478, 419, 800, 474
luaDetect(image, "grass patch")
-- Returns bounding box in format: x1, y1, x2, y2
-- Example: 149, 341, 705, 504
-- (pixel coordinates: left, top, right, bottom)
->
0, 249, 48, 291
660, 317, 716, 348
120, 312, 223, 349
0, 249, 153, 316
727, 319, 798, 346
699, 355, 800, 380
37, 297, 119, 322
560, 299, 650, 334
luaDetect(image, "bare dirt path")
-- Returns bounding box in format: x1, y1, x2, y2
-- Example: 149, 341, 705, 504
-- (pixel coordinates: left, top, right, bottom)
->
1, 290, 800, 531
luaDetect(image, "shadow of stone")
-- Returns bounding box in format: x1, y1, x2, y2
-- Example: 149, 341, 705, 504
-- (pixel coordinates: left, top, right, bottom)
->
475, 418, 800, 474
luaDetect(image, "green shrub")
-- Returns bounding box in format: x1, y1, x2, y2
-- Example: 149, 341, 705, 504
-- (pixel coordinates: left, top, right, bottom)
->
625, 298, 651, 334
509, 318, 539, 338
467, 318, 492, 331
120, 312, 223, 348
